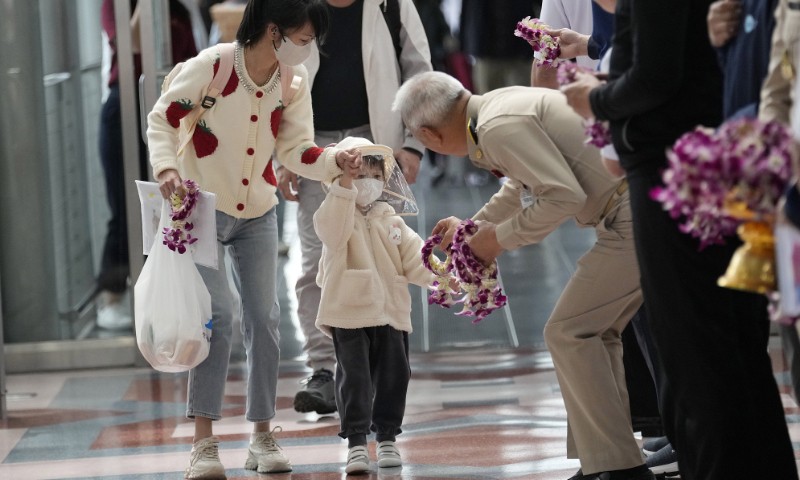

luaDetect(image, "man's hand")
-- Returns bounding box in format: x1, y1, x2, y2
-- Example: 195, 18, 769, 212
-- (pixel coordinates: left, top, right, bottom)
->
707, 0, 742, 48
394, 149, 422, 185
561, 71, 603, 120
546, 28, 590, 59
276, 165, 299, 201
468, 221, 504, 266
431, 216, 462, 250
157, 168, 182, 199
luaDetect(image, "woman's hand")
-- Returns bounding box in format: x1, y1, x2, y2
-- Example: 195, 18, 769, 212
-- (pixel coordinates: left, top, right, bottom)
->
157, 169, 182, 199
545, 28, 589, 59
561, 71, 603, 120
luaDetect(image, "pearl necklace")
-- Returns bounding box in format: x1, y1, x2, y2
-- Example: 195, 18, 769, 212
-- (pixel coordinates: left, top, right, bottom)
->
234, 42, 281, 96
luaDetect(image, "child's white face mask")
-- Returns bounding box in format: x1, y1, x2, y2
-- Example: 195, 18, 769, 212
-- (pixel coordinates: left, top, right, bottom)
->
353, 178, 384, 206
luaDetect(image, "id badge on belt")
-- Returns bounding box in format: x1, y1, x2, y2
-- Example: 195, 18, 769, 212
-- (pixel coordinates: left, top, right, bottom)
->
520, 185, 534, 208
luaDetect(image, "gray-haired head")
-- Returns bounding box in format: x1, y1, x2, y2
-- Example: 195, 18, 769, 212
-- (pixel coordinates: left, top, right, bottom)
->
392, 71, 467, 133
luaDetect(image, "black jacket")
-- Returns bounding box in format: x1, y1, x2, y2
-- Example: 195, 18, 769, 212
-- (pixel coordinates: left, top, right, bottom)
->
589, 0, 723, 170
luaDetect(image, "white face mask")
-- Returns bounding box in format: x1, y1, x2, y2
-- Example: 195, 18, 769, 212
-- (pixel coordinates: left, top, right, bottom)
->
353, 178, 384, 206
273, 36, 312, 66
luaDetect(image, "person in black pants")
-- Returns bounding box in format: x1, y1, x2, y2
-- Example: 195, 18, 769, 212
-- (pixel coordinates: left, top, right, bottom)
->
97, 0, 197, 329
561, 1, 798, 479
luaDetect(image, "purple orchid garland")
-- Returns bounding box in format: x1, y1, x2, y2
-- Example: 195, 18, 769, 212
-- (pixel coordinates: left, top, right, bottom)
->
651, 118, 796, 250
421, 220, 508, 323
421, 234, 459, 308
514, 17, 563, 68
162, 179, 200, 254
556, 62, 611, 148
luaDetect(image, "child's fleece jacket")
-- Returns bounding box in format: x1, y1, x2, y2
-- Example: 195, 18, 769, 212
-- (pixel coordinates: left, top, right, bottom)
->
313, 179, 434, 337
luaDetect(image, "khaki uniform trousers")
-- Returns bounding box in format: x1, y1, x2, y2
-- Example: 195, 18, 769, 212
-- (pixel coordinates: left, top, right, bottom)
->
543, 192, 645, 474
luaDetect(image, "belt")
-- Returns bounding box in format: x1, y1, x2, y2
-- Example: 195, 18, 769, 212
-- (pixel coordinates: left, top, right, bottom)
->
601, 179, 628, 219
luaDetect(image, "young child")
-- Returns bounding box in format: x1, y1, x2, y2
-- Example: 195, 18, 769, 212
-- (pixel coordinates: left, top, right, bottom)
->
313, 136, 435, 474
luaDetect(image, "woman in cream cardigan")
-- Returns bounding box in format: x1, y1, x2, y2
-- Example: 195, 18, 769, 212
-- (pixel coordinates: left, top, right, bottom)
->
147, 0, 358, 478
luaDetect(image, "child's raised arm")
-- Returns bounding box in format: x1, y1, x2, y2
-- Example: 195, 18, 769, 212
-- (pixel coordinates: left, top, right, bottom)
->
338, 148, 363, 190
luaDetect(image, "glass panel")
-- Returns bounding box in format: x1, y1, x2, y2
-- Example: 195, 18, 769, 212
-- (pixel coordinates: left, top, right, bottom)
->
0, 0, 206, 374
0, 0, 169, 348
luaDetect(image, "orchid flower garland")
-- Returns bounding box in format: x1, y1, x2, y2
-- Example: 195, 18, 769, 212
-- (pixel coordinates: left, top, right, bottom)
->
421, 234, 459, 308
557, 62, 611, 148
421, 220, 508, 323
651, 118, 796, 249
514, 16, 563, 68
163, 179, 200, 254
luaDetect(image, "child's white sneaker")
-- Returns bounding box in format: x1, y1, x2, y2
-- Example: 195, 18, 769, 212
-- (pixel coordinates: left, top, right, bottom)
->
185, 436, 226, 479
346, 445, 370, 474
377, 440, 402, 468
244, 428, 292, 473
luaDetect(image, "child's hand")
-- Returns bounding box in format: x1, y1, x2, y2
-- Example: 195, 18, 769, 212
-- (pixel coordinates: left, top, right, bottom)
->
448, 276, 460, 292
337, 148, 361, 189
336, 147, 362, 171
343, 156, 362, 179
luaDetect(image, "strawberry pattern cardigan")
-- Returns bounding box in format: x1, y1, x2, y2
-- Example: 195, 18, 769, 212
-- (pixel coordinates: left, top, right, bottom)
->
147, 44, 343, 219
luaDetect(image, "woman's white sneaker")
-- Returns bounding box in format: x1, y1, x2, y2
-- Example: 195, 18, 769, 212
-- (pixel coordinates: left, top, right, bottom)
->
185, 436, 226, 479
244, 427, 292, 473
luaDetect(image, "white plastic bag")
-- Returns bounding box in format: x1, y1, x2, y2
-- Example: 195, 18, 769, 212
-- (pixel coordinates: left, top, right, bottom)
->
134, 200, 213, 372
135, 180, 219, 269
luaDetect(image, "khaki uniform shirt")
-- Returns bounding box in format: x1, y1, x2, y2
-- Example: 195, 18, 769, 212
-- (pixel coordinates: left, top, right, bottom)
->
467, 87, 625, 250
759, 0, 800, 141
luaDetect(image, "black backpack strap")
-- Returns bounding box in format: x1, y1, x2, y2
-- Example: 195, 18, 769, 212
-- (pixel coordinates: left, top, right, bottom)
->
381, 0, 402, 62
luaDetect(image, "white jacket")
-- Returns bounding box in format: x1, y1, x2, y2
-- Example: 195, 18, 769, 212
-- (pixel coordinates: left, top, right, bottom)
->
303, 0, 432, 153
314, 179, 434, 337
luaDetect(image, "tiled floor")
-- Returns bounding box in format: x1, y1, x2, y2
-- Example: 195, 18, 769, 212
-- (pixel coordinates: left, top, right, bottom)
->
2, 163, 799, 479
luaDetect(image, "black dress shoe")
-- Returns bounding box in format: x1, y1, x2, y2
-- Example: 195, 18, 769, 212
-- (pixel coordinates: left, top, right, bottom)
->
568, 469, 587, 480
593, 468, 656, 480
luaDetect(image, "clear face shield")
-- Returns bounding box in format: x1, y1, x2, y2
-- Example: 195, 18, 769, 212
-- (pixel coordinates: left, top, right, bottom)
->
353, 146, 418, 216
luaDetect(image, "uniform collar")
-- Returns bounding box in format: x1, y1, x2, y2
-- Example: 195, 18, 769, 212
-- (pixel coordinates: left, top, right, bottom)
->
465, 95, 488, 167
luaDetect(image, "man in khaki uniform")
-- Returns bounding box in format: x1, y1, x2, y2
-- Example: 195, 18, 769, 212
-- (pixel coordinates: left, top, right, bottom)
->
393, 71, 653, 480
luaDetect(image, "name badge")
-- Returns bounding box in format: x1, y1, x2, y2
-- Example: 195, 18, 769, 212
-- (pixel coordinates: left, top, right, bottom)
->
520, 186, 534, 209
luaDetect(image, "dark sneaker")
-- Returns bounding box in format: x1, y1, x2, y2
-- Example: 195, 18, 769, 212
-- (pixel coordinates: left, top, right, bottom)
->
645, 444, 679, 477
568, 469, 586, 480
642, 436, 670, 456
293, 368, 337, 414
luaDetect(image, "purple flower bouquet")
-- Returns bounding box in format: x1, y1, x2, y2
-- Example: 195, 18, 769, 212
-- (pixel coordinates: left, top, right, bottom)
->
651, 118, 796, 249
163, 179, 201, 254
514, 16, 562, 68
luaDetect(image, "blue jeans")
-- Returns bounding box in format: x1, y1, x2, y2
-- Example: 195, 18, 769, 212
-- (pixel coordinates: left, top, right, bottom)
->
187, 208, 281, 422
